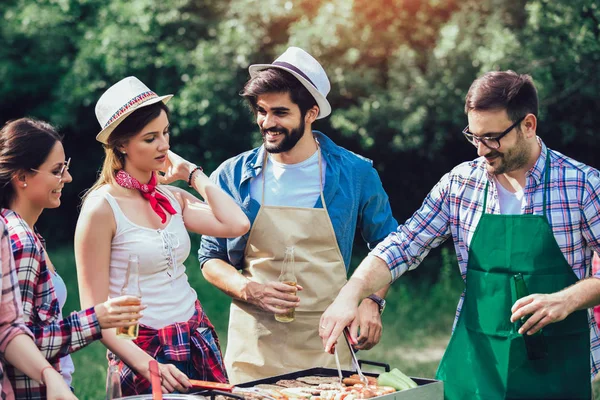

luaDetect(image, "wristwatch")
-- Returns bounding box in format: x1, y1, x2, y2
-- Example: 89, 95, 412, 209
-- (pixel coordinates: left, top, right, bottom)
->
366, 294, 386, 315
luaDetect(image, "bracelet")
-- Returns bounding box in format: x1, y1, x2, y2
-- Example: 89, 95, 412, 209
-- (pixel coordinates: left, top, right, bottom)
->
40, 365, 54, 385
187, 166, 203, 187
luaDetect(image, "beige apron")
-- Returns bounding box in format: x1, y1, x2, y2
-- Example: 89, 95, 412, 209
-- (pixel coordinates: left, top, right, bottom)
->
225, 147, 351, 384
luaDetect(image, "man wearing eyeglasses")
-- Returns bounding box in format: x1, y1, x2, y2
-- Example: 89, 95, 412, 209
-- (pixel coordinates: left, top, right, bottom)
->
320, 70, 600, 399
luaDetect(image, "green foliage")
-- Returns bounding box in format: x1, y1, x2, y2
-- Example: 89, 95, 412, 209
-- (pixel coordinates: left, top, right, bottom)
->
2, 0, 598, 240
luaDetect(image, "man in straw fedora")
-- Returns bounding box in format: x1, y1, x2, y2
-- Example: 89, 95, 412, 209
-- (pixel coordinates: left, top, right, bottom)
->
198, 46, 397, 383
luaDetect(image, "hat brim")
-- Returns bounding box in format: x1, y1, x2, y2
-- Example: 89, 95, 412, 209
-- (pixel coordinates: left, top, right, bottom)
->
95, 95, 173, 144
248, 64, 331, 119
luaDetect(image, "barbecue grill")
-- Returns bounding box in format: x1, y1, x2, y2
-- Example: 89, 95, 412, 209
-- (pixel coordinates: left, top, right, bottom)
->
115, 361, 443, 400
236, 360, 443, 400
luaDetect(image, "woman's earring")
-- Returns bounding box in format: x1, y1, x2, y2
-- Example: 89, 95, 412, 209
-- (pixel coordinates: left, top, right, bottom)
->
23, 183, 27, 188
122, 151, 127, 155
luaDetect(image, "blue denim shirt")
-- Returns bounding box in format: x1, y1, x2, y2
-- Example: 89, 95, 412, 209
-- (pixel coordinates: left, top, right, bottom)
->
198, 131, 397, 271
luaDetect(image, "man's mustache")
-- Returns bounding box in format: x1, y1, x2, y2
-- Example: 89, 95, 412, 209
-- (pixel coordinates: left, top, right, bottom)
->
261, 127, 288, 135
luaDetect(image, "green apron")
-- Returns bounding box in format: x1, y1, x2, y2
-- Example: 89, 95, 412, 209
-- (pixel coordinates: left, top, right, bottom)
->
436, 153, 591, 399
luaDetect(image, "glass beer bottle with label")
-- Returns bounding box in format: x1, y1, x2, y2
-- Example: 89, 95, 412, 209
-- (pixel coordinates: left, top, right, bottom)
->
275, 246, 297, 323
117, 254, 142, 339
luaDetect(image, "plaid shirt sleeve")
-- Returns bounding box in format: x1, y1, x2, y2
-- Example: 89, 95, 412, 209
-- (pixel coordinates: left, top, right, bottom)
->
0, 222, 33, 400
4, 211, 102, 363
581, 167, 600, 259
371, 171, 453, 281
0, 222, 32, 356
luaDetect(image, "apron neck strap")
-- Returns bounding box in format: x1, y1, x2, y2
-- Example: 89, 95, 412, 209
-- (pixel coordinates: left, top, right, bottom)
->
542, 149, 550, 217
483, 180, 489, 213
482, 149, 551, 216
261, 140, 326, 208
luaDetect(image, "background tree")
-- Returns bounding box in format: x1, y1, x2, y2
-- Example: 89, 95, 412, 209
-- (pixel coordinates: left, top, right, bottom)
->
0, 0, 598, 275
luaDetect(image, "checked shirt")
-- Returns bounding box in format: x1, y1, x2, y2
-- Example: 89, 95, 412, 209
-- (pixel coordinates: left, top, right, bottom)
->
372, 139, 600, 377
113, 300, 227, 396
1, 209, 102, 399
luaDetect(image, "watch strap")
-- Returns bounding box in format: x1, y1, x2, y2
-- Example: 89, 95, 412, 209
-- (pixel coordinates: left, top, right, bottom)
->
367, 294, 385, 314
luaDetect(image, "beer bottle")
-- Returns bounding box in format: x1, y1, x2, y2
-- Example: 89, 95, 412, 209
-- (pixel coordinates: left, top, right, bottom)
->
117, 254, 142, 339
275, 246, 297, 323
513, 273, 548, 360
105, 361, 122, 400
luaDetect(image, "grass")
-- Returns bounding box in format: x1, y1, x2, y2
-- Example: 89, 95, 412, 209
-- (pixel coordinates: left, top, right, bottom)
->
48, 242, 600, 398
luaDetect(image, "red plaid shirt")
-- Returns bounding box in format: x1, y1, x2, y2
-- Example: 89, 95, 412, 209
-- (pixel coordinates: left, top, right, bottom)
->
1, 209, 102, 399
113, 300, 227, 396
0, 220, 33, 400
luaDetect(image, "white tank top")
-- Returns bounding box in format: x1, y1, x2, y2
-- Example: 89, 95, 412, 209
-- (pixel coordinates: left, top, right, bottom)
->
93, 185, 197, 329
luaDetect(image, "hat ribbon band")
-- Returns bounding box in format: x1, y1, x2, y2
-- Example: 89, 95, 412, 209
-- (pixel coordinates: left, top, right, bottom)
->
272, 61, 318, 89
103, 90, 159, 128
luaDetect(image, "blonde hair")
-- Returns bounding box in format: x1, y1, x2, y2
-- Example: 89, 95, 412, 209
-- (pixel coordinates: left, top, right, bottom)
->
82, 101, 169, 203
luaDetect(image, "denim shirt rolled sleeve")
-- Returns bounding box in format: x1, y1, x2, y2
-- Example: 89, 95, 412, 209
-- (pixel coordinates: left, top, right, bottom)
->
198, 156, 254, 269
199, 131, 397, 271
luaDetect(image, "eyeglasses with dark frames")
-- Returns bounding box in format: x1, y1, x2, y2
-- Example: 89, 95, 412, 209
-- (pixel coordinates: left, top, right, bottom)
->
462, 116, 526, 149
30, 158, 71, 181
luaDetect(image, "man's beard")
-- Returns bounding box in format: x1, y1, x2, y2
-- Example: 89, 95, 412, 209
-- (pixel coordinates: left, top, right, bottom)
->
486, 131, 530, 175
261, 118, 305, 154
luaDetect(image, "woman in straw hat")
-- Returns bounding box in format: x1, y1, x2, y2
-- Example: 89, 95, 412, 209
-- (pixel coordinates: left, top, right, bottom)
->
76, 76, 250, 395
0, 118, 146, 399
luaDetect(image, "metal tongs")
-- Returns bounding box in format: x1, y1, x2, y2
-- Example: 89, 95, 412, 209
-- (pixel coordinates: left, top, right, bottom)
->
342, 327, 369, 386
333, 346, 344, 386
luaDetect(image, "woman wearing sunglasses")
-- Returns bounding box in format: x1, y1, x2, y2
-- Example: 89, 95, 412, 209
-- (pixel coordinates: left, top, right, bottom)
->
0, 118, 146, 399
75, 77, 249, 396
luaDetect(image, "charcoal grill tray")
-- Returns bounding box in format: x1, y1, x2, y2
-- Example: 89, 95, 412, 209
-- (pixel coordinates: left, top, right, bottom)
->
236, 360, 443, 400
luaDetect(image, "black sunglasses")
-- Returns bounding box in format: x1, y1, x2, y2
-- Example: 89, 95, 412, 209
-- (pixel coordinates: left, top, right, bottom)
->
462, 116, 525, 149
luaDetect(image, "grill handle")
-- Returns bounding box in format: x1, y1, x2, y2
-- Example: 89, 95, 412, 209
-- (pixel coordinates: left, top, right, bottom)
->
357, 360, 391, 372
200, 389, 245, 400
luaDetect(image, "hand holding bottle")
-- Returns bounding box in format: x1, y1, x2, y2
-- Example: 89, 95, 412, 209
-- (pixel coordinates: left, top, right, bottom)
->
117, 254, 143, 339
94, 295, 146, 329
510, 273, 548, 360
244, 281, 303, 314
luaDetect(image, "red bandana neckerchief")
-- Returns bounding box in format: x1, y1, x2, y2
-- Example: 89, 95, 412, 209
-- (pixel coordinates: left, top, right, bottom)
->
115, 170, 176, 223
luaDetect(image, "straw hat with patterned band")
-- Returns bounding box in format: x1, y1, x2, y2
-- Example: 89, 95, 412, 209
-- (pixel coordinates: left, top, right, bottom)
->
248, 47, 331, 119
95, 76, 173, 144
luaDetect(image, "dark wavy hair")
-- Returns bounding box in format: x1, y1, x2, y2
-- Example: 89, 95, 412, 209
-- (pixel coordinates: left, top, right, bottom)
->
240, 68, 318, 117
465, 70, 539, 123
0, 118, 63, 208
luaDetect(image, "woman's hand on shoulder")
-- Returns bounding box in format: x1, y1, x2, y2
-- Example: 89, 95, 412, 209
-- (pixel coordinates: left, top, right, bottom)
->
159, 150, 196, 185
94, 295, 147, 329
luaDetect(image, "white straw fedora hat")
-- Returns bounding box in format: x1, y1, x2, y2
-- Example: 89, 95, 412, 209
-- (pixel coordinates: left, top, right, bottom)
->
95, 76, 173, 144
248, 47, 331, 119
